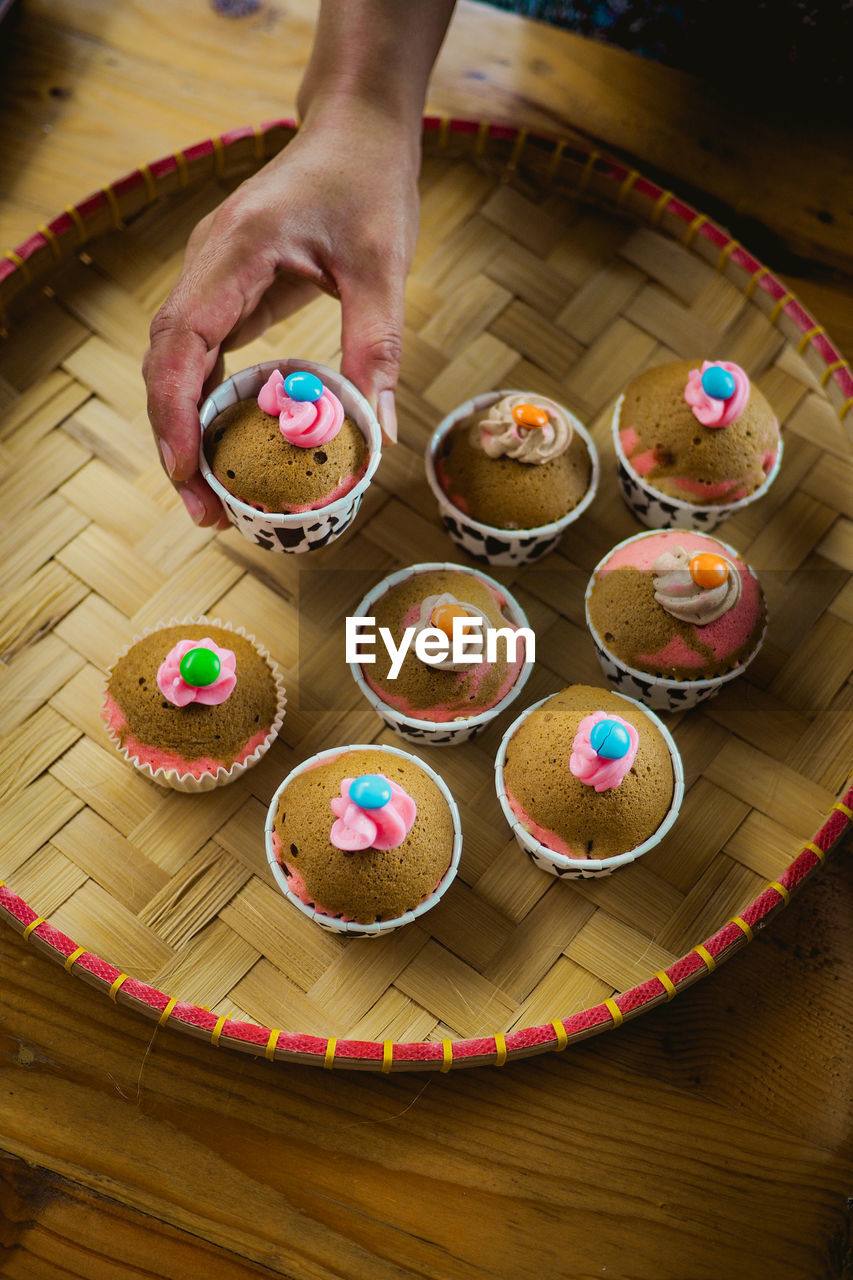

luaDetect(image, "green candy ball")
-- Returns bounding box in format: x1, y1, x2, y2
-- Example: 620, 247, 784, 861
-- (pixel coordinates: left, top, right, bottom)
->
179, 646, 221, 688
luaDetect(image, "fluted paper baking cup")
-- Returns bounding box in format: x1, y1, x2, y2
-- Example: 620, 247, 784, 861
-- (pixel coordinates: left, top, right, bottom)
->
199, 359, 382, 554
611, 393, 783, 532
350, 561, 534, 746
425, 390, 599, 566
264, 743, 463, 936
494, 692, 684, 879
584, 530, 767, 712
101, 617, 286, 793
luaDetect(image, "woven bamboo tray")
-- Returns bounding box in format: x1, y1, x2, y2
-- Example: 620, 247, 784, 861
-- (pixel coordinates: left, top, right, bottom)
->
1, 118, 851, 1073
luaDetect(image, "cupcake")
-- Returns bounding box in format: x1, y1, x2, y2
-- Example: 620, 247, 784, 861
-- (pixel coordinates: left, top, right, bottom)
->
495, 685, 684, 878
265, 744, 462, 935
349, 562, 534, 746
199, 359, 381, 553
426, 389, 599, 565
613, 359, 782, 530
102, 619, 286, 791
585, 529, 767, 711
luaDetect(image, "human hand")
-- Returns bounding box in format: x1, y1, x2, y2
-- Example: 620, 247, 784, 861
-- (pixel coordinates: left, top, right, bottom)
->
143, 104, 420, 527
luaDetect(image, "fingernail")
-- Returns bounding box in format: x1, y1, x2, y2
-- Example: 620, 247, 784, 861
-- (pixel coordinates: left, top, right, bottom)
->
180, 488, 206, 525
160, 440, 176, 476
377, 389, 397, 444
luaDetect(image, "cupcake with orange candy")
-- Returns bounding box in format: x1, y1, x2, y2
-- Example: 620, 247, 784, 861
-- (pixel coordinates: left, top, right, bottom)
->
584, 529, 767, 711
350, 562, 533, 745
426, 390, 599, 566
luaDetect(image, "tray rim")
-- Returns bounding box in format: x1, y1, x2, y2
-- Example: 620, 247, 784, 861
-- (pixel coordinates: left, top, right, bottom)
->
1, 115, 851, 1072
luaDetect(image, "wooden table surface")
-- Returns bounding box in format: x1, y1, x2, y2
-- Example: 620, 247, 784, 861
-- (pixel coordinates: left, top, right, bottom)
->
1, 3, 851, 1277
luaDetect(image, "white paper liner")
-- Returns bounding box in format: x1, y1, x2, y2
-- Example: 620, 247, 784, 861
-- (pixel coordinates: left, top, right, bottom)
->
102, 617, 287, 793
584, 530, 767, 712
494, 691, 685, 879
425, 390, 600, 566
198, 359, 382, 554
611, 393, 784, 532
349, 561, 535, 746
264, 743, 463, 935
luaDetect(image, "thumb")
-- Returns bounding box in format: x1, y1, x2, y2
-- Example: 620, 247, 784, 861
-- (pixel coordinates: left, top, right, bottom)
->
338, 276, 404, 445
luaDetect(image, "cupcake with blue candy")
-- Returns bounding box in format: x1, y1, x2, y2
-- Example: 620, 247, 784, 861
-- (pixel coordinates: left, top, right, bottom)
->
265, 744, 462, 934
613, 358, 781, 530
199, 359, 381, 552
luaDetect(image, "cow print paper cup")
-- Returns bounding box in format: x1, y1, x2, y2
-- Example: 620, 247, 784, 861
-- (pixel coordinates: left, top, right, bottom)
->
425, 391, 599, 567
612, 394, 783, 533
199, 359, 381, 553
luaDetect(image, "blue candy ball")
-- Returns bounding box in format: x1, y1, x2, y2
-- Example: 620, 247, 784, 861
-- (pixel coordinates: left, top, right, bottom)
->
349, 774, 392, 810
283, 370, 324, 402
589, 719, 631, 760
701, 365, 736, 401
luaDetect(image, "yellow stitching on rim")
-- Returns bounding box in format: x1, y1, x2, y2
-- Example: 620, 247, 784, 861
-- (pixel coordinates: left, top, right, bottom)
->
551, 1019, 568, 1050
505, 128, 528, 174
604, 997, 623, 1026
108, 973, 129, 1001
803, 840, 826, 864
693, 944, 716, 971
212, 135, 225, 179
4, 250, 31, 282
820, 359, 848, 388
715, 238, 740, 271
744, 264, 769, 298
547, 137, 568, 178
101, 185, 125, 230
654, 970, 676, 1001
769, 291, 794, 324
323, 1038, 337, 1069
173, 150, 189, 187
138, 164, 157, 203
158, 996, 178, 1027
494, 1033, 507, 1066
838, 398, 853, 422
616, 169, 639, 206
797, 324, 824, 354
683, 213, 707, 247
38, 223, 62, 262
651, 189, 673, 225
64, 204, 88, 245
211, 1015, 227, 1046
578, 149, 600, 192
729, 916, 754, 942
768, 879, 790, 905
64, 946, 86, 972
832, 800, 852, 819
474, 120, 490, 157
265, 1028, 280, 1061
381, 1040, 394, 1073
21, 916, 45, 942
440, 1039, 453, 1072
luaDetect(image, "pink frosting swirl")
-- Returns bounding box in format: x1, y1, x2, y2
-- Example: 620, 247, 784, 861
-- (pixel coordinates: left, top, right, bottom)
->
329, 776, 417, 851
684, 361, 750, 428
156, 638, 237, 707
569, 711, 639, 792
257, 370, 344, 447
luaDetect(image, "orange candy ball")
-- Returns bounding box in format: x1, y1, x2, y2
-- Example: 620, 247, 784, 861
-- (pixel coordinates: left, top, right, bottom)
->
430, 603, 470, 637
689, 552, 729, 589
512, 402, 549, 429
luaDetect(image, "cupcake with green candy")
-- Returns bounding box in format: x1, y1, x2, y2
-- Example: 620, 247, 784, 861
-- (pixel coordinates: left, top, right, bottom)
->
102, 618, 286, 792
